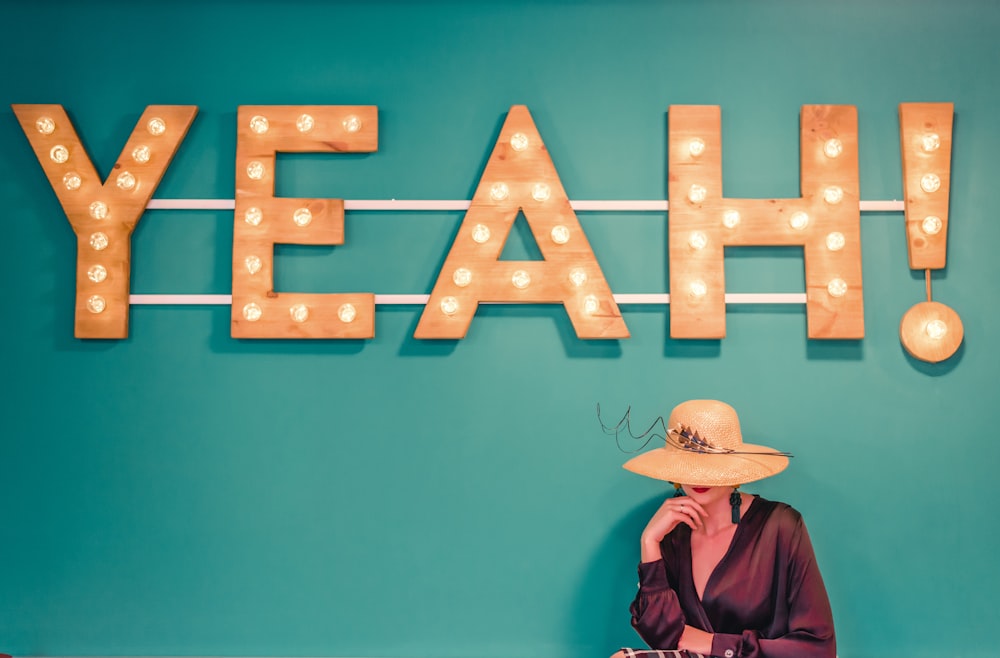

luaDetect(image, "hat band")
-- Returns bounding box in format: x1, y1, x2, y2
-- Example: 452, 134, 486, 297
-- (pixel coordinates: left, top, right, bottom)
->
668, 425, 794, 457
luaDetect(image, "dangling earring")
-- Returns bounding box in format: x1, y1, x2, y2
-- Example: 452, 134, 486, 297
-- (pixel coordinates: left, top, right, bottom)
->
730, 486, 742, 524
673, 483, 684, 498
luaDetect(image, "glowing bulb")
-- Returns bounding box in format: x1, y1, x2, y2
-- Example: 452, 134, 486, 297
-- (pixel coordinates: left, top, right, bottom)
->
510, 133, 529, 151
36, 117, 55, 134
87, 265, 107, 283
826, 232, 846, 251
246, 161, 265, 180
338, 303, 357, 323
89, 232, 108, 250
147, 118, 166, 135
824, 186, 844, 204
550, 225, 570, 244
86, 295, 106, 314
296, 114, 314, 132
293, 208, 313, 227
925, 319, 948, 340
532, 183, 551, 202
920, 174, 941, 193
116, 171, 136, 191
827, 278, 848, 298
249, 115, 269, 134
440, 296, 459, 315
512, 270, 531, 289
50, 145, 69, 163
132, 145, 150, 163
453, 268, 472, 287
342, 115, 362, 133
688, 138, 706, 157
921, 133, 941, 152
242, 303, 262, 322
569, 268, 588, 287
689, 280, 707, 298
245, 255, 262, 275
472, 224, 491, 243
723, 210, 741, 228
490, 182, 509, 201
63, 172, 81, 191
89, 201, 108, 220
244, 207, 263, 226
584, 295, 600, 314
922, 215, 943, 235
290, 303, 309, 323
688, 184, 707, 204
789, 211, 809, 230
823, 138, 843, 158
688, 231, 708, 250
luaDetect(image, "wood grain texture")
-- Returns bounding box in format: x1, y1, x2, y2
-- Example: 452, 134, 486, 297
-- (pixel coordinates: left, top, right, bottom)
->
899, 103, 953, 270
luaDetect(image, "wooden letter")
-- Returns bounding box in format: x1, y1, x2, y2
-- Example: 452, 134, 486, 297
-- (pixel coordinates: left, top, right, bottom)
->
668, 105, 863, 339
12, 104, 197, 338
232, 106, 377, 338
414, 105, 628, 339
899, 103, 953, 270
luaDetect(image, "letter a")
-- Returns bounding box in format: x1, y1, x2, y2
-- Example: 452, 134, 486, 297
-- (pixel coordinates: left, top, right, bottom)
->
415, 105, 628, 339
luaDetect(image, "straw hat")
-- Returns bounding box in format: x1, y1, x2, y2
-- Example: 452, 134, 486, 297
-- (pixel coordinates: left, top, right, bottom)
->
623, 399, 790, 487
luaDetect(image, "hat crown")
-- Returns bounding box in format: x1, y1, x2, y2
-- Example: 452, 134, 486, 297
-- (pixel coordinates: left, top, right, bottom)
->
667, 399, 743, 451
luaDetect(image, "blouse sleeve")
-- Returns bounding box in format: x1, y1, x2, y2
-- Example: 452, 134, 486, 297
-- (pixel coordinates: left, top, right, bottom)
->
629, 558, 686, 649
709, 512, 836, 658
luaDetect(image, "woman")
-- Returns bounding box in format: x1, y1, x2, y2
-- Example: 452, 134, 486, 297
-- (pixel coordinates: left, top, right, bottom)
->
614, 400, 835, 658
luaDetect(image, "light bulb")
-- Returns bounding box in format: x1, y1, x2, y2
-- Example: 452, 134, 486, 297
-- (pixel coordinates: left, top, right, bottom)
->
688, 138, 706, 157
36, 117, 55, 134
920, 173, 941, 193
569, 268, 588, 287
86, 295, 106, 313
338, 303, 357, 323
510, 132, 529, 151
290, 303, 309, 323
922, 215, 943, 235
147, 118, 166, 135
293, 208, 312, 227
823, 138, 843, 158
827, 278, 848, 298
824, 186, 844, 204
245, 255, 262, 275
826, 232, 846, 251
723, 210, 741, 228
490, 182, 509, 201
50, 145, 69, 163
453, 268, 472, 287
584, 295, 600, 314
249, 115, 269, 134
688, 231, 708, 250
116, 171, 136, 191
244, 207, 263, 226
89, 201, 108, 220
89, 232, 108, 250
472, 224, 491, 243
242, 303, 262, 321
688, 184, 707, 204
789, 211, 809, 230
342, 115, 362, 133
921, 133, 941, 152
689, 280, 707, 298
532, 183, 551, 202
550, 225, 570, 244
63, 172, 81, 191
925, 319, 948, 340
87, 265, 107, 283
440, 296, 459, 315
246, 161, 265, 180
512, 270, 531, 289
132, 145, 150, 163
296, 114, 314, 133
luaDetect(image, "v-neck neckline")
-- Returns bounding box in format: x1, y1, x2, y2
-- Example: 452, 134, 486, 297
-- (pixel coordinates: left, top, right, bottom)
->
687, 495, 760, 611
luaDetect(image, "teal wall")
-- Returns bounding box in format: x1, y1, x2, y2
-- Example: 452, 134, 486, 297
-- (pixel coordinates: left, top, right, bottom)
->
2, 1, 998, 657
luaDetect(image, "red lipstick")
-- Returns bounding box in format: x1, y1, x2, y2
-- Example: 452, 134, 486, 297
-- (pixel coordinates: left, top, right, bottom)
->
691, 487, 711, 494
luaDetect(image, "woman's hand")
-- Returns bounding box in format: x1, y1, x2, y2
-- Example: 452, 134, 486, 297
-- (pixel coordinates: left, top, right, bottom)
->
677, 625, 714, 655
640, 495, 705, 562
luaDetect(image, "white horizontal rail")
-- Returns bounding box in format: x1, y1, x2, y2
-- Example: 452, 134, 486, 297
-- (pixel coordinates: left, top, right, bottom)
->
145, 199, 905, 212
129, 293, 808, 306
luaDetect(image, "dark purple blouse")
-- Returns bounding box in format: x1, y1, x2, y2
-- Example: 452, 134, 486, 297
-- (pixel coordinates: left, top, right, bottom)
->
630, 496, 836, 658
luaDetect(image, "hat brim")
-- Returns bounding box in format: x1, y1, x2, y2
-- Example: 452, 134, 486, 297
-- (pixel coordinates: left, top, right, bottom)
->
623, 441, 789, 487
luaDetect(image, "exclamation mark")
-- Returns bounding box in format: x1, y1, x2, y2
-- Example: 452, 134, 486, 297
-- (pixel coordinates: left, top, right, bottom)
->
898, 103, 963, 363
